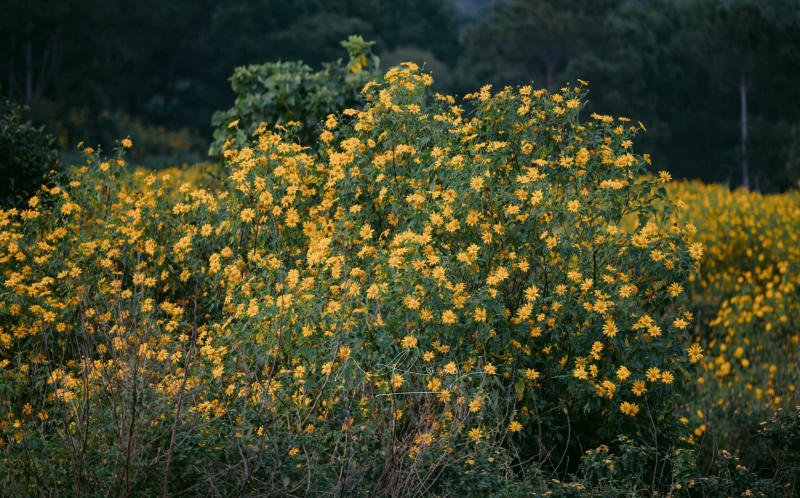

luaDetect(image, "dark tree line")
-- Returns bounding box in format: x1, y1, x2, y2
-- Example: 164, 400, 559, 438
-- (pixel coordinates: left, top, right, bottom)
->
456, 0, 800, 190
2, 0, 800, 190
1, 0, 459, 161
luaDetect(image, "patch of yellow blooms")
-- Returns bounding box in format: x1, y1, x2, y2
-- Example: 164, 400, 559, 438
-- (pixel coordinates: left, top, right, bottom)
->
669, 181, 800, 444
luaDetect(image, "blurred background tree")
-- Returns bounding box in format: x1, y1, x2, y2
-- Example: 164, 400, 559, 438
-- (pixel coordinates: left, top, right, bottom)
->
0, 94, 58, 207
2, 0, 800, 190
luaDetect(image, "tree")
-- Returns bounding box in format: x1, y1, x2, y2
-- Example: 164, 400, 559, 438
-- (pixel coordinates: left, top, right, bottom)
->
457, 0, 616, 92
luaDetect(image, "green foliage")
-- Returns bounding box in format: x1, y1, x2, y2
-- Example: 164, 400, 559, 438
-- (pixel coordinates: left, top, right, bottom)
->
0, 96, 59, 207
209, 36, 379, 155
757, 406, 800, 490
555, 438, 787, 497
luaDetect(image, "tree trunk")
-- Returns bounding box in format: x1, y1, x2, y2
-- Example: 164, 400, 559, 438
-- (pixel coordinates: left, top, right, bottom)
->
8, 32, 15, 99
25, 27, 33, 105
545, 58, 555, 90
33, 34, 56, 104
740, 74, 749, 189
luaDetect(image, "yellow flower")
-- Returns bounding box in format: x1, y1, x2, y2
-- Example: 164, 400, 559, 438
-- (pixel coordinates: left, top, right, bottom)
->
366, 284, 381, 299
468, 395, 483, 412
404, 296, 420, 310
212, 364, 224, 378
240, 208, 255, 223
524, 368, 540, 381
443, 362, 457, 375
524, 285, 540, 302
401, 335, 418, 349
121, 138, 132, 148
468, 427, 484, 441
620, 401, 639, 416
573, 367, 588, 380
602, 319, 618, 338
567, 200, 580, 212
359, 223, 373, 240
616, 365, 631, 382
646, 367, 661, 382
687, 343, 704, 363
325, 114, 338, 129
484, 363, 497, 375
667, 282, 684, 297
508, 420, 523, 432
689, 242, 704, 260
469, 176, 484, 191
391, 374, 404, 390
590, 341, 604, 360
632, 380, 647, 396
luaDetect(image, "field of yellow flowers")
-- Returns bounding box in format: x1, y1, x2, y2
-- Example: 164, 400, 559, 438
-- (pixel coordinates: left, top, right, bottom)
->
1, 65, 797, 496
670, 181, 800, 483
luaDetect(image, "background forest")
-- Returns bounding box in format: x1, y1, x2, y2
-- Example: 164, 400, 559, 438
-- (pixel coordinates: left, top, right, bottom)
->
3, 0, 800, 190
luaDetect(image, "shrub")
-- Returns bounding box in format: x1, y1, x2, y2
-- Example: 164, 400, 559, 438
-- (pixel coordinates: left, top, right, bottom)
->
757, 406, 800, 490
209, 35, 379, 156
1, 65, 703, 495
0, 96, 59, 207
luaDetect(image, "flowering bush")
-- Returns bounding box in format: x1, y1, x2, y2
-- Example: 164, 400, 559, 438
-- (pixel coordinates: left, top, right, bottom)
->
1, 65, 706, 495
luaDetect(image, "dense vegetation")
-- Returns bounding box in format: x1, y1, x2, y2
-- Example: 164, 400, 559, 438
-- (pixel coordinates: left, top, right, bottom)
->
1, 62, 798, 496
2, 1, 800, 494
3, 0, 800, 189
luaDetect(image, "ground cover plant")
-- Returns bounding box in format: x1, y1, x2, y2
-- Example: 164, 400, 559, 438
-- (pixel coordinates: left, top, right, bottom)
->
0, 64, 796, 496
